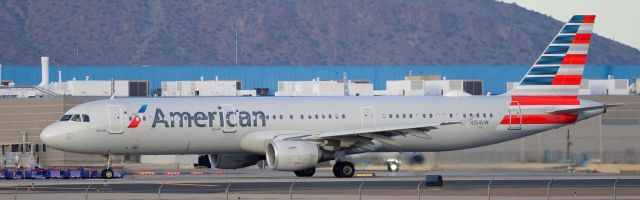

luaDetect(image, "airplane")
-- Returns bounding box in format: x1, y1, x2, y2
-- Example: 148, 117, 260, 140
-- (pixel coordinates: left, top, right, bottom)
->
41, 15, 610, 179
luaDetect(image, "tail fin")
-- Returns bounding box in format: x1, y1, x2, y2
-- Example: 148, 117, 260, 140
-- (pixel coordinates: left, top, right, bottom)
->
509, 15, 595, 96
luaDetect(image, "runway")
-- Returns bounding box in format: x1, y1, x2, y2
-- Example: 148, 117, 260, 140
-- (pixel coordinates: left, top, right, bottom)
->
1, 169, 640, 200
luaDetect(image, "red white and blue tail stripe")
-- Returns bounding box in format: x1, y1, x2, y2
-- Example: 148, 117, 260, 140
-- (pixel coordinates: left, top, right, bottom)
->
499, 15, 596, 127
510, 15, 595, 97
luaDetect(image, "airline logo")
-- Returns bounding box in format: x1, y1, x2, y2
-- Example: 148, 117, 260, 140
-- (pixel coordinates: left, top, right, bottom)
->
512, 15, 594, 97
127, 104, 148, 128
500, 15, 595, 126
151, 108, 267, 128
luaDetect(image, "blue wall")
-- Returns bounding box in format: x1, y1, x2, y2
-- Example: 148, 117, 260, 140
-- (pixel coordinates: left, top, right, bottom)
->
2, 65, 639, 95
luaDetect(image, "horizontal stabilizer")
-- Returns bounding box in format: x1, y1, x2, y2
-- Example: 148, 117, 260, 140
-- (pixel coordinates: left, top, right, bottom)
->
549, 104, 622, 114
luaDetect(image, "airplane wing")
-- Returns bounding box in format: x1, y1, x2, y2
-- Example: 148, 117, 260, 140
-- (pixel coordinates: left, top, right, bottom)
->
297, 122, 461, 149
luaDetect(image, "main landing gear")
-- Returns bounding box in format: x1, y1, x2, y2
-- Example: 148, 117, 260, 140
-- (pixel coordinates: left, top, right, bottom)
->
101, 154, 114, 179
292, 161, 356, 178
332, 161, 355, 178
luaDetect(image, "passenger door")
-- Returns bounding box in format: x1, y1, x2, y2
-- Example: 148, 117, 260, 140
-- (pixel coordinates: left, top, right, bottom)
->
360, 107, 375, 128
107, 105, 124, 134
221, 104, 237, 133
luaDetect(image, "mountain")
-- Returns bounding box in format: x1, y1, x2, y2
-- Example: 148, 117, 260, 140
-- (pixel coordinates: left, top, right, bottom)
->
1, 0, 639, 66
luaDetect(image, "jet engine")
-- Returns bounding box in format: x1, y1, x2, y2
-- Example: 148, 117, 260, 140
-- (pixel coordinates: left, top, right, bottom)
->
266, 140, 331, 171
209, 153, 262, 169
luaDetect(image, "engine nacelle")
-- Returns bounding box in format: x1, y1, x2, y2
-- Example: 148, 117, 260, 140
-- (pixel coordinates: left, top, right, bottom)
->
209, 153, 262, 169
266, 141, 321, 171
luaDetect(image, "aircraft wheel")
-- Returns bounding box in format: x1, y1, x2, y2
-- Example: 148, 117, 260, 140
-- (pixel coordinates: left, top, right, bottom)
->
387, 162, 400, 172
101, 168, 114, 179
293, 167, 316, 177
332, 161, 355, 178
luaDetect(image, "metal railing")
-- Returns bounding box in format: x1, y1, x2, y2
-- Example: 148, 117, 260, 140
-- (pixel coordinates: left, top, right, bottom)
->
1, 178, 639, 200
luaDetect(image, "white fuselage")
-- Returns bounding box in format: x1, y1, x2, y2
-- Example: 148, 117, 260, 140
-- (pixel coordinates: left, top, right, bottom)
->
40, 96, 602, 155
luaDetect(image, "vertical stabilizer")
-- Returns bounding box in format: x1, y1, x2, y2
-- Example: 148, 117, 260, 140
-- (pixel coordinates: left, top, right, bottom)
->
510, 15, 595, 96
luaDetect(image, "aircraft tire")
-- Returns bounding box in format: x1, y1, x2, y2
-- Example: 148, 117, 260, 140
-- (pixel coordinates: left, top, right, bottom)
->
387, 162, 399, 172
333, 161, 355, 178
293, 167, 316, 177
332, 162, 342, 177
101, 168, 114, 179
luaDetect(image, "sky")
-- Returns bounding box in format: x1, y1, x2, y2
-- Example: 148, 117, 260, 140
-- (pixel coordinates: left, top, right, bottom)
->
498, 0, 640, 50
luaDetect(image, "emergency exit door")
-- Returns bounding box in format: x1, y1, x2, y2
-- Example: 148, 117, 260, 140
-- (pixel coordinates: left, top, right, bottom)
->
508, 101, 522, 130
360, 107, 375, 128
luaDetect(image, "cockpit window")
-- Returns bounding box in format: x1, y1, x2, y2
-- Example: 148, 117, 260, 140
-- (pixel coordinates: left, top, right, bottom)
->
82, 114, 90, 122
59, 115, 72, 121
71, 114, 81, 122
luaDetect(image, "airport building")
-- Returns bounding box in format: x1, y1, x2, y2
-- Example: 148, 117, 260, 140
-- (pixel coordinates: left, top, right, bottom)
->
161, 77, 256, 97
275, 78, 374, 96
3, 64, 640, 96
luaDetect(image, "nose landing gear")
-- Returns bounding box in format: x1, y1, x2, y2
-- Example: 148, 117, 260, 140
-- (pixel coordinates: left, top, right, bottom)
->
101, 168, 114, 179
101, 154, 114, 179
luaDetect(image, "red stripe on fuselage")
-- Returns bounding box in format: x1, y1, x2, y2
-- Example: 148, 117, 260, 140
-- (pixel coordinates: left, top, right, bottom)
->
511, 96, 580, 105
562, 54, 587, 65
499, 114, 578, 125
552, 74, 582, 85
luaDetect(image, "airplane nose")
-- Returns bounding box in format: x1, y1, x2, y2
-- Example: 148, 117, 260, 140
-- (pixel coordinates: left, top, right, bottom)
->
40, 123, 65, 149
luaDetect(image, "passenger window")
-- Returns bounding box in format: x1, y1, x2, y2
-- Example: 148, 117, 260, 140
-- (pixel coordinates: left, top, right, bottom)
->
342, 114, 346, 119
322, 115, 325, 119
315, 114, 319, 119
279, 115, 283, 120
272, 115, 277, 120
449, 113, 453, 118
423, 114, 426, 118
266, 115, 270, 119
71, 114, 81, 122
300, 115, 304, 119
476, 113, 480, 118
290, 115, 293, 119
483, 113, 487, 118
389, 114, 393, 119
329, 115, 332, 119
402, 114, 406, 118
82, 114, 90, 122
463, 113, 467, 118
409, 114, 413, 118
59, 115, 72, 121
308, 115, 312, 119
490, 113, 493, 118
429, 114, 433, 118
